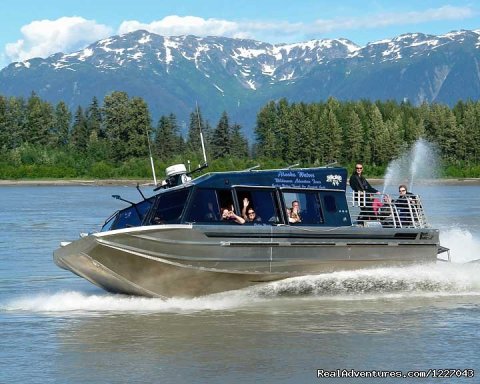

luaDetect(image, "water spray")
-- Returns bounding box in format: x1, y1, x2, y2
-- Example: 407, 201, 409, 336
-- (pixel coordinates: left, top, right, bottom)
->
383, 139, 438, 193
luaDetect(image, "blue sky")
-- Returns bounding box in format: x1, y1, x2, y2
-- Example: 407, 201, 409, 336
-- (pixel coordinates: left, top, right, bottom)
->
1, 0, 479, 69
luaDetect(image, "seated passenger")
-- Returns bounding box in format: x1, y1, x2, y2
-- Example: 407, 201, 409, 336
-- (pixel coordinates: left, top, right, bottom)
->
289, 200, 302, 223
393, 185, 417, 226
377, 195, 396, 227
242, 197, 262, 223
221, 207, 245, 224
245, 208, 262, 223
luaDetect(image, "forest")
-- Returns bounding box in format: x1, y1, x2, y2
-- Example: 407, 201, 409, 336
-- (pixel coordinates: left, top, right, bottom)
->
0, 91, 479, 180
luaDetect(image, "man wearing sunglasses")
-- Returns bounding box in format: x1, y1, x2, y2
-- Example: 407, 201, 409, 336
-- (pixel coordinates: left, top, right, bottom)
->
349, 163, 378, 194
349, 163, 380, 225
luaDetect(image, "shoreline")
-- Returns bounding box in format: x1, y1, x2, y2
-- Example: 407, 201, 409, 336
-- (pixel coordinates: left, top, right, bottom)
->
0, 179, 155, 186
0, 177, 479, 186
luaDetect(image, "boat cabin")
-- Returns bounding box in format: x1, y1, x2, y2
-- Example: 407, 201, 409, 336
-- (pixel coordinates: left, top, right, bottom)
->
101, 166, 351, 232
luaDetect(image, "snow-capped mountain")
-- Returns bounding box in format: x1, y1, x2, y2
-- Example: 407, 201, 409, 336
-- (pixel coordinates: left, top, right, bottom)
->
1, 29, 480, 134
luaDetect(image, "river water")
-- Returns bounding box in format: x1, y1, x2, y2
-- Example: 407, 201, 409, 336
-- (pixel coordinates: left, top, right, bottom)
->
1, 184, 479, 383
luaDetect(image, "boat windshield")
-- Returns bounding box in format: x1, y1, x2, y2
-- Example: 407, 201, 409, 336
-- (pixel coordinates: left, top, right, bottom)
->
148, 188, 190, 224
101, 197, 154, 231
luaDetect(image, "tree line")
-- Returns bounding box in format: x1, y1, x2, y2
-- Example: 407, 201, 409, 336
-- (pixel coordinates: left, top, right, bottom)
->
255, 97, 480, 176
0, 91, 479, 179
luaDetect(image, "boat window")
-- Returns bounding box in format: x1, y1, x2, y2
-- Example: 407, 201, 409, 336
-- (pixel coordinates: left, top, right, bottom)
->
323, 195, 337, 212
236, 188, 281, 224
217, 190, 235, 214
185, 189, 221, 222
185, 189, 236, 223
321, 191, 352, 226
150, 188, 190, 224
283, 191, 324, 225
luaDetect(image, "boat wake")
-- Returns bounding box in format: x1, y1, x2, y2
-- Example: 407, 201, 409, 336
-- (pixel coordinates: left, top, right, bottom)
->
252, 263, 480, 298
3, 263, 480, 314
1, 290, 253, 314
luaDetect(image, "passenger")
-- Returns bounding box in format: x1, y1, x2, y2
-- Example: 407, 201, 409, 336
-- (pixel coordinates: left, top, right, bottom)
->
289, 200, 302, 223
349, 163, 380, 224
242, 197, 262, 223
246, 208, 262, 223
394, 185, 417, 226
221, 207, 245, 224
377, 194, 396, 227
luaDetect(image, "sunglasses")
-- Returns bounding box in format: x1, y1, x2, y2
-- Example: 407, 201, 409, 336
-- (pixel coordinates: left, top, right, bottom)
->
356, 167, 363, 170
399, 189, 406, 192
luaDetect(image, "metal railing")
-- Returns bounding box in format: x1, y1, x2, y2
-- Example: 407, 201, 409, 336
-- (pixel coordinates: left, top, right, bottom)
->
348, 191, 429, 228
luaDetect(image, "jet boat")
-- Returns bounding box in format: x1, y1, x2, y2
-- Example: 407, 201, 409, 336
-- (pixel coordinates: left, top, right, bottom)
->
54, 164, 447, 298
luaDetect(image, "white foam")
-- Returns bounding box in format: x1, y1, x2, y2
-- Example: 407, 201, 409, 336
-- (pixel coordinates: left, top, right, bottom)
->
3, 261, 480, 314
440, 228, 480, 263
2, 289, 256, 314
252, 263, 480, 298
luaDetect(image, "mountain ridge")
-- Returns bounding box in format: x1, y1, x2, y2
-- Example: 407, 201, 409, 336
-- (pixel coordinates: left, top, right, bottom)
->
1, 28, 480, 135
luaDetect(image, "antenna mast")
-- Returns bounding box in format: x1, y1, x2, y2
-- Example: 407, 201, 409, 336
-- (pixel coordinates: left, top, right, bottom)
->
145, 125, 157, 185
196, 102, 208, 165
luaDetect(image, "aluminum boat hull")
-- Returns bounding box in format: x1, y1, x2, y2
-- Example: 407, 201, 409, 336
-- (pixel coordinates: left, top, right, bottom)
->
54, 224, 440, 298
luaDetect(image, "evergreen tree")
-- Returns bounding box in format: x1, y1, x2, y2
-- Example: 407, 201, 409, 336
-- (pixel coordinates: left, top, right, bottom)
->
127, 97, 151, 159
344, 109, 364, 163
276, 99, 294, 162
322, 102, 342, 163
70, 106, 89, 152
103, 91, 131, 162
154, 114, 182, 160
461, 101, 480, 163
403, 115, 423, 145
255, 101, 279, 158
86, 96, 103, 140
211, 111, 231, 159
25, 92, 54, 146
5, 97, 26, 149
52, 101, 71, 147
0, 96, 7, 151
367, 104, 385, 165
294, 103, 315, 164
230, 123, 249, 158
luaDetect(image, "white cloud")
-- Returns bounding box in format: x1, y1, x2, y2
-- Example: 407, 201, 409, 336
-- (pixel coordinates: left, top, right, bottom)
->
5, 16, 112, 63
312, 6, 476, 33
118, 15, 309, 44
117, 6, 476, 43
118, 15, 245, 38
